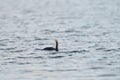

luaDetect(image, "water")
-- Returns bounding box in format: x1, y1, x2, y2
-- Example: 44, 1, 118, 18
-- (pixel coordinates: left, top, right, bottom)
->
0, 0, 120, 80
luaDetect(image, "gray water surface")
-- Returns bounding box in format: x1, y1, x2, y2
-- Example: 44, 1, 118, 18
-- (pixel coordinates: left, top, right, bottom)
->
0, 0, 120, 80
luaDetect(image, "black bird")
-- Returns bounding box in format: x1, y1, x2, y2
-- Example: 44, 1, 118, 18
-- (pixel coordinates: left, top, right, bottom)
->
43, 40, 59, 51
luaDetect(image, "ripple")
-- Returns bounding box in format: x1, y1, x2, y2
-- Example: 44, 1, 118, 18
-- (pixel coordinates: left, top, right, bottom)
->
4, 57, 16, 60
17, 56, 44, 59
69, 50, 89, 53
41, 69, 79, 72
34, 37, 48, 41
17, 56, 30, 59
10, 49, 27, 53
2, 61, 17, 65
0, 43, 6, 46
90, 66, 105, 70
0, 47, 17, 51
96, 47, 106, 50
98, 74, 117, 77
96, 48, 120, 52
104, 48, 120, 52
6, 47, 17, 50
7, 61, 17, 64
20, 70, 33, 73
48, 55, 64, 59
33, 56, 44, 59
0, 39, 9, 42
17, 62, 31, 65
50, 52, 57, 55
35, 48, 42, 50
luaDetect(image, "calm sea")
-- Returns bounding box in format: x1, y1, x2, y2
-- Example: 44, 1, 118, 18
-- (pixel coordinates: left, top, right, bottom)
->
0, 0, 120, 80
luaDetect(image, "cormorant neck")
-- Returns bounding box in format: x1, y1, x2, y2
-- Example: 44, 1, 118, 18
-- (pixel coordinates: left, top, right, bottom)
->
55, 40, 58, 51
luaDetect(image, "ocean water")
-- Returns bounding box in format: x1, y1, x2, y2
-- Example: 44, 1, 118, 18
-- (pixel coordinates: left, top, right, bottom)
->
0, 0, 120, 80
